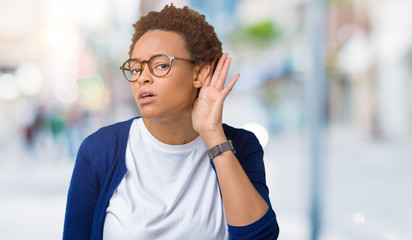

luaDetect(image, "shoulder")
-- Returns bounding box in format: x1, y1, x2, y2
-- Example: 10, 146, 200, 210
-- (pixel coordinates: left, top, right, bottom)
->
87, 117, 137, 140
223, 123, 254, 139
84, 117, 138, 148
222, 123, 263, 158
73, 117, 138, 184
77, 117, 138, 167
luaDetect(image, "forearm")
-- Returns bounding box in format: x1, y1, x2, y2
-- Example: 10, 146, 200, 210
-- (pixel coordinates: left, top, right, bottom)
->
200, 129, 269, 226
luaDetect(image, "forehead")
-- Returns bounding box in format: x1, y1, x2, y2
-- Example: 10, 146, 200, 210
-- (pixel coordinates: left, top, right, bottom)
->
131, 30, 189, 59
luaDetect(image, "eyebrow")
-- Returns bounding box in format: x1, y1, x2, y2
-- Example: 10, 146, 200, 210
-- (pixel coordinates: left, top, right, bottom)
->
129, 53, 166, 62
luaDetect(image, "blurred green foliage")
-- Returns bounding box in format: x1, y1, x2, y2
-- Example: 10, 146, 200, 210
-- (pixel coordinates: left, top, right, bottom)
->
228, 20, 282, 50
244, 21, 281, 41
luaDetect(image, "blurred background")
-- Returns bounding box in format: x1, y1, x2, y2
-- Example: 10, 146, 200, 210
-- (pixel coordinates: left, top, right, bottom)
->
0, 0, 411, 239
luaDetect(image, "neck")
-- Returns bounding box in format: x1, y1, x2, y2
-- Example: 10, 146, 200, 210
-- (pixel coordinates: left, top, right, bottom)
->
142, 110, 199, 145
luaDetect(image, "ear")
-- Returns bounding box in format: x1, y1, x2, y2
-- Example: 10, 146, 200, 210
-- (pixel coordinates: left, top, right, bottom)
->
193, 63, 212, 88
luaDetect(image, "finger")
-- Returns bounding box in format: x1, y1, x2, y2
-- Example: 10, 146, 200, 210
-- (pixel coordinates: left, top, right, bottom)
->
203, 75, 212, 87
211, 53, 228, 84
222, 73, 240, 97
215, 57, 232, 89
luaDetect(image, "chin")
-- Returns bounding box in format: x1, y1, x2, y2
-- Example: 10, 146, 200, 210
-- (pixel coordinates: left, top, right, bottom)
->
138, 107, 164, 120
138, 109, 155, 118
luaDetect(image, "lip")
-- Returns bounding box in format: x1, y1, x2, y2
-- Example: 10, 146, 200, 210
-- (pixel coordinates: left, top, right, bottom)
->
138, 90, 157, 105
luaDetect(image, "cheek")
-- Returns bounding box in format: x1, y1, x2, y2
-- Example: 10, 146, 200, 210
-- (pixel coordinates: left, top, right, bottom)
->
131, 83, 139, 101
172, 77, 195, 99
169, 68, 196, 92
156, 81, 194, 108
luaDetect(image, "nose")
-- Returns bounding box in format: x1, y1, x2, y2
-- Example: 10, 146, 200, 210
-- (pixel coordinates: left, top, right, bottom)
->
137, 62, 153, 85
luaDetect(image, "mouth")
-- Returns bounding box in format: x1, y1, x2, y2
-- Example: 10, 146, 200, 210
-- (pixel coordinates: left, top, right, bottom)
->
140, 93, 155, 99
138, 90, 157, 105
138, 90, 156, 99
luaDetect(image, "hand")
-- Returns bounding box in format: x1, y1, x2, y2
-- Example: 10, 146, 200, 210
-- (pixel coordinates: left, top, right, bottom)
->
192, 53, 240, 136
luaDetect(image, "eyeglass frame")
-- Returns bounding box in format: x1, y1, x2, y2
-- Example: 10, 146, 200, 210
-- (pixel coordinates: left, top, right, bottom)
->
120, 53, 196, 82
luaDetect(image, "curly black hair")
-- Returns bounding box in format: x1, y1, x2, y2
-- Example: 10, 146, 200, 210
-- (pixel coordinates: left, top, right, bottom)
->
129, 4, 222, 65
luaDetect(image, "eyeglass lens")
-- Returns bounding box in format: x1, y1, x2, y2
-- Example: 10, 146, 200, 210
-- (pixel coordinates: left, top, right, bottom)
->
124, 55, 172, 81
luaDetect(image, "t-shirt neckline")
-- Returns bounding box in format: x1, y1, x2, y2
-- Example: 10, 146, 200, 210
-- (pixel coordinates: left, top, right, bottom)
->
135, 118, 203, 152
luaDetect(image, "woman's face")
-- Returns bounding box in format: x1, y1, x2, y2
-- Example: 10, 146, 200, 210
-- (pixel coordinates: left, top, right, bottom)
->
130, 30, 202, 121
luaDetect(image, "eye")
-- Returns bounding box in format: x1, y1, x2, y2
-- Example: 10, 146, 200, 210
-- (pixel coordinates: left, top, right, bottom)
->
154, 63, 170, 70
130, 67, 141, 75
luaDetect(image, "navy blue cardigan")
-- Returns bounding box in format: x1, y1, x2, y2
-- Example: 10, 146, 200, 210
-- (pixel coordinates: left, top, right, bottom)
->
63, 117, 279, 239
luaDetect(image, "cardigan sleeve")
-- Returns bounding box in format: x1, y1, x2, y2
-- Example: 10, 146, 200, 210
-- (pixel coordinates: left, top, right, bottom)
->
226, 128, 280, 239
63, 137, 99, 240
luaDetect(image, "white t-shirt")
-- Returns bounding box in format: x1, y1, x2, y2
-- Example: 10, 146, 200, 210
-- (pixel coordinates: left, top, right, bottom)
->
103, 118, 228, 240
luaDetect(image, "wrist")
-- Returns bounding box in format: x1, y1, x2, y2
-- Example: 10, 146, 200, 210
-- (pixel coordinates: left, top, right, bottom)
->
207, 139, 236, 160
199, 128, 227, 149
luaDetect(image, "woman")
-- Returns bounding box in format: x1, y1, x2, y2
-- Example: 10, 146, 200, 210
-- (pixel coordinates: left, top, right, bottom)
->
64, 4, 279, 240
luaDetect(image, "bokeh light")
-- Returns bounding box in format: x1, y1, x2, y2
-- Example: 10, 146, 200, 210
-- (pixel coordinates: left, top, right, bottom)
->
54, 83, 79, 104
0, 73, 20, 101
79, 74, 104, 101
353, 212, 366, 224
383, 230, 399, 240
16, 63, 43, 96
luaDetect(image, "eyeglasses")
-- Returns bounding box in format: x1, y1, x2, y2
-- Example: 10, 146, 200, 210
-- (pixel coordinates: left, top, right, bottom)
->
120, 54, 196, 82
